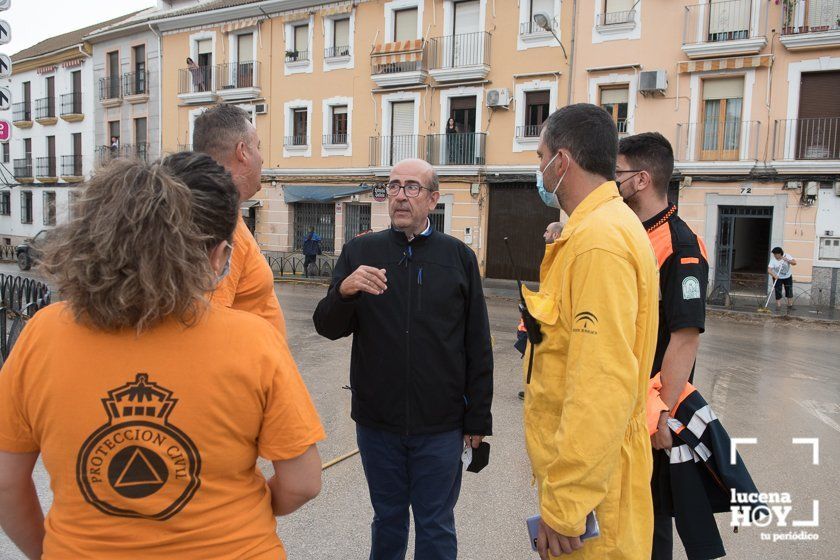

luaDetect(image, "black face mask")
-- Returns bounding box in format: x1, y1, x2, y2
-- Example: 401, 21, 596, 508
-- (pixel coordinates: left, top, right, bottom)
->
616, 171, 643, 202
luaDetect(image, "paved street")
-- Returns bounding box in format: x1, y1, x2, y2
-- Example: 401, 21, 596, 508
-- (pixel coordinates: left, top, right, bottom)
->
1, 280, 839, 559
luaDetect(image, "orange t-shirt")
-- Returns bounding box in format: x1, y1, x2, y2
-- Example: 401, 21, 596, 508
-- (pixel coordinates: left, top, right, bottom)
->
0, 301, 325, 559
213, 217, 286, 338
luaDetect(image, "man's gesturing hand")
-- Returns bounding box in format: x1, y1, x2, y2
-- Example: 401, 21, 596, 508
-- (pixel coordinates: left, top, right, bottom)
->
537, 518, 584, 559
339, 265, 388, 298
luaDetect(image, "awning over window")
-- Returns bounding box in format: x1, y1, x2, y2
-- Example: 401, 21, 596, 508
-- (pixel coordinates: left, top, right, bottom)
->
240, 199, 261, 215
282, 185, 371, 203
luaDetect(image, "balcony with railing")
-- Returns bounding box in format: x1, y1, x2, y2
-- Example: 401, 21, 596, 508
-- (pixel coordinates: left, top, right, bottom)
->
675, 121, 761, 167
682, 0, 767, 58
426, 133, 486, 166
780, 0, 840, 49
99, 75, 122, 106
369, 135, 426, 167
61, 155, 84, 180
95, 143, 151, 167
122, 71, 149, 102
217, 61, 261, 101
284, 134, 309, 148
60, 92, 83, 122
178, 65, 216, 104
12, 102, 32, 128
325, 45, 351, 59
35, 157, 58, 182
515, 124, 542, 139
428, 32, 490, 82
13, 159, 33, 182
323, 133, 349, 146
774, 117, 840, 164
34, 97, 57, 124
520, 18, 558, 37
370, 40, 427, 88
596, 9, 638, 33
285, 50, 310, 64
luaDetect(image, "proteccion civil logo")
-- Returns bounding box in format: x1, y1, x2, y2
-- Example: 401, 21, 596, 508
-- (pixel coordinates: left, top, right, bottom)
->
76, 373, 201, 520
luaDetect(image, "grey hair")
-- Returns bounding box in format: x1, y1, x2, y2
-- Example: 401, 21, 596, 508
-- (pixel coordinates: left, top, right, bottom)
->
193, 104, 253, 163
427, 167, 439, 192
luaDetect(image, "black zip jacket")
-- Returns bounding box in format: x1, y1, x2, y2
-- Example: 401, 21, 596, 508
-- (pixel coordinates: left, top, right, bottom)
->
313, 227, 493, 436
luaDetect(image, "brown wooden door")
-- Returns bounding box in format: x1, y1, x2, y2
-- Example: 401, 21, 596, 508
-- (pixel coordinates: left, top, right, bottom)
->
485, 182, 562, 281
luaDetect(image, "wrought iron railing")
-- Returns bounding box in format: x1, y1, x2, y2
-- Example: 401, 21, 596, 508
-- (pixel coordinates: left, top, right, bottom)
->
369, 135, 426, 167
179, 65, 214, 94
122, 71, 149, 96
263, 251, 339, 279
0, 274, 52, 362
520, 19, 558, 35
13, 158, 33, 179
683, 0, 765, 44
35, 97, 56, 119
95, 143, 151, 165
428, 32, 490, 70
515, 124, 542, 139
285, 135, 308, 147
597, 10, 636, 26
285, 50, 310, 63
325, 45, 351, 58
675, 121, 761, 161
323, 133, 349, 145
774, 117, 840, 160
60, 92, 82, 115
35, 156, 57, 178
218, 61, 260, 90
426, 133, 486, 166
782, 0, 840, 34
12, 102, 31, 122
61, 154, 83, 176
99, 75, 122, 101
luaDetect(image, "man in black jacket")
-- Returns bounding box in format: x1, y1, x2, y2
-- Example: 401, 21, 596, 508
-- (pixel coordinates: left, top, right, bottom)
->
313, 158, 493, 560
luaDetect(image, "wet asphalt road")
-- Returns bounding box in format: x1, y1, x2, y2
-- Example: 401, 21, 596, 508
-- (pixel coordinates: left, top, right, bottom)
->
1, 277, 839, 559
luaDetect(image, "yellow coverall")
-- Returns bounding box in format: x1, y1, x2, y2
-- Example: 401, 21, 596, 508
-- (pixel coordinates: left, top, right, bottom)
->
523, 181, 659, 559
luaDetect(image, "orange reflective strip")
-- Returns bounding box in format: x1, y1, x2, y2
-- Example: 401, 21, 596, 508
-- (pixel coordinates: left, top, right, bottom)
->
681, 257, 700, 264
647, 222, 674, 269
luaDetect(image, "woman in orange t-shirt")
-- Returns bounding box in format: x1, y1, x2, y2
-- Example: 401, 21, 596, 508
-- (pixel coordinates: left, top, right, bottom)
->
0, 154, 325, 560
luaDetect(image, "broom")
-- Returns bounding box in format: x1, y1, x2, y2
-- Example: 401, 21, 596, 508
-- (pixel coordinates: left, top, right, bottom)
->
758, 276, 779, 313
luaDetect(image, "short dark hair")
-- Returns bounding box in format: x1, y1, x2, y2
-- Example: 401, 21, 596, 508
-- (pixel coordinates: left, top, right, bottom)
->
618, 132, 674, 196
193, 105, 253, 163
772, 246, 784, 255
542, 104, 617, 180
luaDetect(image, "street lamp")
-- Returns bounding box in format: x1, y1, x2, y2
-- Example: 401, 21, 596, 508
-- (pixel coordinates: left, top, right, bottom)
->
533, 12, 568, 60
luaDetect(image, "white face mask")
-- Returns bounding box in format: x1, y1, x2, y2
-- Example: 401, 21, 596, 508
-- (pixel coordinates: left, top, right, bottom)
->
536, 152, 567, 210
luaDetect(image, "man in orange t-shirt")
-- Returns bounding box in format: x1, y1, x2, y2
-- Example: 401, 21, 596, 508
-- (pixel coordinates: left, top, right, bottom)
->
192, 105, 286, 337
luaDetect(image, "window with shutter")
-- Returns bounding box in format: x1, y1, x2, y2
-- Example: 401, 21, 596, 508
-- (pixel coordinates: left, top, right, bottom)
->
394, 8, 418, 41
390, 101, 416, 164
294, 25, 309, 54
600, 86, 629, 133
701, 77, 744, 160
334, 18, 350, 49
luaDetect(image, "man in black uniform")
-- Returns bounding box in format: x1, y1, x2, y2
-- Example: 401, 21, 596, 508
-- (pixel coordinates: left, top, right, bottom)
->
313, 158, 493, 560
616, 133, 710, 560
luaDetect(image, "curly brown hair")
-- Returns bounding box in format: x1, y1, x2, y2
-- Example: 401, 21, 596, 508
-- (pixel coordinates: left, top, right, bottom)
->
41, 155, 239, 332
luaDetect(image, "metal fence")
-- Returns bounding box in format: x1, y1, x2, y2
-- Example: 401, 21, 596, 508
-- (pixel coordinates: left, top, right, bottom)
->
99, 76, 122, 101
36, 156, 57, 178
0, 245, 15, 262
263, 251, 339, 279
35, 97, 56, 119
61, 154, 83, 177
520, 19, 558, 35
12, 102, 31, 122
782, 0, 840, 34
515, 125, 542, 139
675, 121, 760, 161
325, 45, 351, 58
178, 66, 213, 95
323, 133, 348, 146
285, 50, 310, 63
369, 135, 426, 167
428, 32, 490, 70
683, 0, 765, 44
426, 133, 487, 165
597, 10, 636, 26
285, 135, 308, 147
0, 274, 52, 363
13, 158, 33, 179
123, 71, 149, 96
774, 117, 840, 160
218, 61, 259, 90
60, 92, 82, 115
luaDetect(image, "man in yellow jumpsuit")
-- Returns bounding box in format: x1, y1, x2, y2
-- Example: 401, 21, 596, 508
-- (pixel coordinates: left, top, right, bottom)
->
523, 104, 659, 559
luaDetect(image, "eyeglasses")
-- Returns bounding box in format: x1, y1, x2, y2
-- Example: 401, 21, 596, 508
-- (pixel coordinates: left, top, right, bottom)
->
386, 181, 432, 198
615, 168, 644, 176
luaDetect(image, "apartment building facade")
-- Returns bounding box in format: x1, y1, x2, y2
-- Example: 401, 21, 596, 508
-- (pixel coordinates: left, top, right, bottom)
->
154, 0, 571, 281
573, 0, 840, 305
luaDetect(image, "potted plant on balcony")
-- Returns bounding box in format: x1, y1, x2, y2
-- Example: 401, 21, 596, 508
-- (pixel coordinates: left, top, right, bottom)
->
286, 50, 299, 62
778, 0, 798, 34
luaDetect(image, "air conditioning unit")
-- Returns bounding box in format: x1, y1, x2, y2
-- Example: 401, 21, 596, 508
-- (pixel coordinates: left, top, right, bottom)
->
783, 180, 803, 191
255, 103, 268, 115
486, 88, 511, 108
834, 181, 840, 196
638, 70, 667, 95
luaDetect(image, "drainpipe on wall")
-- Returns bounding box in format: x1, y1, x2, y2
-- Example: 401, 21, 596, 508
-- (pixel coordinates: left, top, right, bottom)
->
149, 23, 163, 156
567, 0, 578, 105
